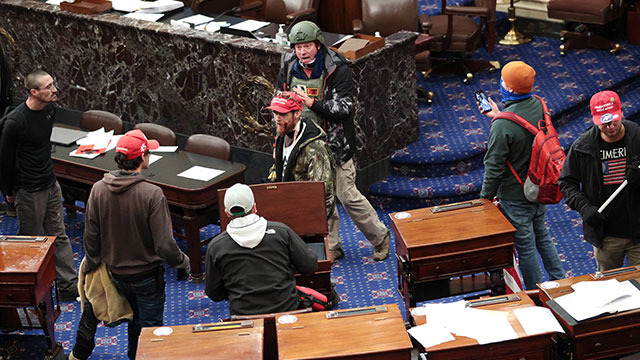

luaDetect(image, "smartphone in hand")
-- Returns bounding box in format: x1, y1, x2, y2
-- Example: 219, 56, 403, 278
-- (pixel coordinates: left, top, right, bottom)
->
475, 90, 492, 114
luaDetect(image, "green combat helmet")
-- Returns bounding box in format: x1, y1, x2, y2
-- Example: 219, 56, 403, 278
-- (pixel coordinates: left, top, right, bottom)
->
288, 21, 324, 45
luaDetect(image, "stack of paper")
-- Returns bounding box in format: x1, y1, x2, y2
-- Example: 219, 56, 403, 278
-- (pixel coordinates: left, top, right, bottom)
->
408, 300, 518, 347
554, 279, 640, 321
111, 0, 183, 13
70, 128, 117, 159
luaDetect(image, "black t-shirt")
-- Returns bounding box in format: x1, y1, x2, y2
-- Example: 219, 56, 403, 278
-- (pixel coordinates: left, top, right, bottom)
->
0, 102, 56, 192
599, 136, 631, 237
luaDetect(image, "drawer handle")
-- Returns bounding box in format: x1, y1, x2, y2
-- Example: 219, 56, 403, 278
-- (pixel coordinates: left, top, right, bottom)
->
435, 266, 441, 272
462, 259, 468, 265
487, 258, 494, 265
7, 293, 14, 300
595, 342, 601, 347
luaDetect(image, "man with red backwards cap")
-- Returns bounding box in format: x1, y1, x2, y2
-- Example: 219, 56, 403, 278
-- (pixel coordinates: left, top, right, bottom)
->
267, 91, 338, 253
80, 129, 190, 360
560, 90, 640, 271
478, 61, 565, 290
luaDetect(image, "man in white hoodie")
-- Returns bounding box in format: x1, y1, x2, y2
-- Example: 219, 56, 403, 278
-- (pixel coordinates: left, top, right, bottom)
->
205, 183, 318, 315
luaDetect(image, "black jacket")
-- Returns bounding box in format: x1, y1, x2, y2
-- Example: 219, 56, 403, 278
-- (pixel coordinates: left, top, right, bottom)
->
205, 218, 317, 315
558, 120, 640, 247
276, 46, 356, 166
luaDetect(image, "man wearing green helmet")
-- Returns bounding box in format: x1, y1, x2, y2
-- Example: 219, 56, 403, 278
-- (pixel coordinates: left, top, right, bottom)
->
275, 21, 390, 263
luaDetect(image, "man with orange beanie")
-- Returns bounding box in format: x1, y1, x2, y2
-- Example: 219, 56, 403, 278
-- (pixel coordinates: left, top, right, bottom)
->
478, 61, 565, 290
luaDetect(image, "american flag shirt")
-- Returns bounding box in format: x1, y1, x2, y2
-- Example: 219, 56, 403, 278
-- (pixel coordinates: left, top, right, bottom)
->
598, 137, 631, 237
600, 140, 627, 186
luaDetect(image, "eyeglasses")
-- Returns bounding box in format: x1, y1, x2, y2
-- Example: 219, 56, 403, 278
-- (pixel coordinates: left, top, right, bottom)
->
35, 81, 58, 91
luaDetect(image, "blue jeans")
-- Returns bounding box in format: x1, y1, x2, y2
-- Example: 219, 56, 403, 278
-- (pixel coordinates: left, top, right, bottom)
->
500, 200, 565, 289
111, 268, 166, 359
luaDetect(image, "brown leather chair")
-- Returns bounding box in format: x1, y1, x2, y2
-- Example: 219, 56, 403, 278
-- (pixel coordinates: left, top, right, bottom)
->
352, 0, 434, 103
547, 0, 622, 55
80, 110, 124, 134
133, 123, 177, 146
234, 0, 320, 25
185, 134, 232, 161
191, 0, 242, 15
424, 0, 498, 84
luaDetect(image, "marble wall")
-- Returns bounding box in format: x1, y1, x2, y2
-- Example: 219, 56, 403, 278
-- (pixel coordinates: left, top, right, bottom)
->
0, 0, 419, 167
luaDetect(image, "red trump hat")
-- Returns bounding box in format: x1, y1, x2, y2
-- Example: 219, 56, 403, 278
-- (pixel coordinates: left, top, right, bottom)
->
590, 90, 623, 126
115, 129, 160, 160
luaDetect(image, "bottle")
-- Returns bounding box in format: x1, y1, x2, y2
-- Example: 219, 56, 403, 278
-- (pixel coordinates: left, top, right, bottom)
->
276, 24, 288, 46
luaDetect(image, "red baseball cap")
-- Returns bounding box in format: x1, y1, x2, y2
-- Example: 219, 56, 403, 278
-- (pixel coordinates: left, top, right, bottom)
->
590, 90, 623, 125
115, 129, 159, 160
264, 92, 303, 113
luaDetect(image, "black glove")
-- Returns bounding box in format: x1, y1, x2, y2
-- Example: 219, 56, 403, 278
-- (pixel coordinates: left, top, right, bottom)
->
583, 206, 606, 227
627, 162, 640, 187
177, 266, 190, 281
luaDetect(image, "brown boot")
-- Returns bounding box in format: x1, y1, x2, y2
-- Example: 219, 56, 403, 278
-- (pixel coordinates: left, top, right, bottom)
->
328, 247, 344, 264
373, 230, 390, 261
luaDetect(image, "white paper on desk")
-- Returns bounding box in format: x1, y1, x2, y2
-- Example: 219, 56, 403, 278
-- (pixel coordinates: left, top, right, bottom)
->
178, 14, 214, 25
177, 166, 224, 182
407, 323, 455, 349
148, 154, 162, 165
555, 279, 639, 321
609, 280, 640, 313
69, 148, 101, 159
229, 19, 270, 32
123, 12, 164, 22
418, 300, 467, 327
46, 0, 66, 5
195, 22, 230, 32
112, 0, 182, 13
106, 135, 123, 152
448, 308, 517, 345
77, 128, 114, 150
513, 306, 564, 336
151, 146, 178, 153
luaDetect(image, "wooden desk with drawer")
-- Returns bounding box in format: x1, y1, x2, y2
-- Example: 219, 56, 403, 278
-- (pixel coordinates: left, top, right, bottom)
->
0, 235, 59, 352
539, 266, 640, 359
410, 292, 555, 360
390, 199, 515, 312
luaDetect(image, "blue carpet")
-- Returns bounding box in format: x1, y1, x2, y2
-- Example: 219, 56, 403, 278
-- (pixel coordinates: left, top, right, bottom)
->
369, 36, 640, 209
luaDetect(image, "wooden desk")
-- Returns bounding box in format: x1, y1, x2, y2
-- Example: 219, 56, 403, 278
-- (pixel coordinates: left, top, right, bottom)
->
136, 319, 264, 359
0, 236, 59, 352
390, 199, 515, 312
52, 143, 246, 282
410, 292, 555, 360
276, 304, 412, 360
538, 266, 640, 359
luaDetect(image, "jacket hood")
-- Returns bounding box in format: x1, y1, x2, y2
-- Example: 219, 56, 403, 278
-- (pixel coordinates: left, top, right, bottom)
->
227, 213, 268, 249
103, 170, 146, 193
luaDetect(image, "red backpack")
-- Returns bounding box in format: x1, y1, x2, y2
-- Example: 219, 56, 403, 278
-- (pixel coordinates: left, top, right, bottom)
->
492, 95, 566, 204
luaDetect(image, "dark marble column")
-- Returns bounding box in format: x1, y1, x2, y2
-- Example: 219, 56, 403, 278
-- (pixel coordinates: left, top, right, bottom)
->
0, 0, 418, 168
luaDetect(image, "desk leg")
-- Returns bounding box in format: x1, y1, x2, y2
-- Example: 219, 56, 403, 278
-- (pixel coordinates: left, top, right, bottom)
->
39, 292, 56, 353
181, 209, 204, 284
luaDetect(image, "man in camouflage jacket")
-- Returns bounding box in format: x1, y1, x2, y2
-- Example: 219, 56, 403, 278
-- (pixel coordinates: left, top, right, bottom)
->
268, 92, 337, 235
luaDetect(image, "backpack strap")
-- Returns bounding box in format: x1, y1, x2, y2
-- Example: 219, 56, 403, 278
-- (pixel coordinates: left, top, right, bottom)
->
490, 96, 547, 186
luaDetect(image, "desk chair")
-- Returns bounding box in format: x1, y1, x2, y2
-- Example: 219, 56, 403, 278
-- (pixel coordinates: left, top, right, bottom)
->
352, 0, 435, 103
185, 134, 231, 161
133, 123, 177, 146
547, 0, 622, 55
424, 0, 498, 84
62, 110, 124, 215
80, 110, 124, 134
234, 0, 320, 25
